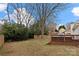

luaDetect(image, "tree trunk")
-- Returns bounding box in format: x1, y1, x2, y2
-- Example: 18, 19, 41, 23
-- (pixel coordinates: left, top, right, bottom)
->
41, 20, 45, 39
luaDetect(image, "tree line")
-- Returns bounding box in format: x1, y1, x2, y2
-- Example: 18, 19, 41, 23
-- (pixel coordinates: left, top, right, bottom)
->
1, 3, 67, 42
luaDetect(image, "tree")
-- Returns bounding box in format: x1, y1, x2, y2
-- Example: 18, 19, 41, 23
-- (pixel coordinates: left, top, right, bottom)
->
2, 23, 29, 42
6, 4, 10, 23
33, 3, 67, 35
5, 3, 67, 36
10, 3, 35, 28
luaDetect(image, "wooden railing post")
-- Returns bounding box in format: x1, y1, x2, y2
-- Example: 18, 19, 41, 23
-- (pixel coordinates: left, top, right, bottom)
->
64, 32, 65, 42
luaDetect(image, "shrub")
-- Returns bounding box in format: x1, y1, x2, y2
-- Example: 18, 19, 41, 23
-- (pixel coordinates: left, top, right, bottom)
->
2, 23, 28, 42
2, 22, 48, 42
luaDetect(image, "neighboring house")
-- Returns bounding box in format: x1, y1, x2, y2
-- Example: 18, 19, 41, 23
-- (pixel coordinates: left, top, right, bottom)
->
66, 22, 79, 34
65, 22, 74, 34
59, 25, 66, 32
48, 20, 79, 37
72, 23, 79, 40
66, 21, 79, 39
58, 25, 66, 35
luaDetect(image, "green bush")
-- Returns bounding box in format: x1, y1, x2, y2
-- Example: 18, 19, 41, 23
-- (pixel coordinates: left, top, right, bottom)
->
2, 23, 29, 42
2, 22, 48, 42
30, 22, 48, 35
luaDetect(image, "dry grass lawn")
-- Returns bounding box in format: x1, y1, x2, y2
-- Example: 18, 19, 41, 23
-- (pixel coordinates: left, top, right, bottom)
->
0, 39, 79, 56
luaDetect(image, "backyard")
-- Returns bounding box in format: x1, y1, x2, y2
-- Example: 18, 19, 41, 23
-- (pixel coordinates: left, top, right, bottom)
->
0, 38, 79, 56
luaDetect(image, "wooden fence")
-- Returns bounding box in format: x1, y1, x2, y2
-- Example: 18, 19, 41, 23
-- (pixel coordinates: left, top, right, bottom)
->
0, 35, 4, 48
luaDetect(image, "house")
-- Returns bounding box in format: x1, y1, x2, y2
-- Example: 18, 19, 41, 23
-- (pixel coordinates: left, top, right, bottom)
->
58, 25, 66, 33
48, 20, 79, 36
66, 22, 79, 34
66, 21, 79, 40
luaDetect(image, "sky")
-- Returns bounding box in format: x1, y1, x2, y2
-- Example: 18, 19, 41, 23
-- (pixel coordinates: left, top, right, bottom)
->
56, 3, 79, 25
0, 3, 79, 25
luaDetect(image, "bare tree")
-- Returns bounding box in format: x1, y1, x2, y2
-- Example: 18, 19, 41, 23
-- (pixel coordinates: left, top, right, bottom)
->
33, 3, 67, 35
11, 3, 35, 28
6, 3, 67, 35
6, 4, 10, 23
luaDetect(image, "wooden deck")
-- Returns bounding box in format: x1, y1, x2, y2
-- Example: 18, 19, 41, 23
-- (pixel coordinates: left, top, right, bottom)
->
47, 35, 79, 46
